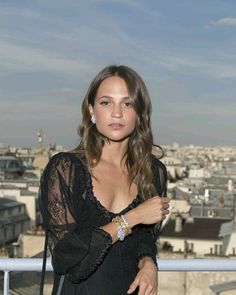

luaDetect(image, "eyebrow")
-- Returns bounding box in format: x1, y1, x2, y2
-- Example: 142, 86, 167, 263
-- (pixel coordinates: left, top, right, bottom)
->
98, 95, 131, 100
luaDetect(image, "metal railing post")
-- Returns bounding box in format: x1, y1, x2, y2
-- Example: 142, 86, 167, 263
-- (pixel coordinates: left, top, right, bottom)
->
3, 270, 9, 295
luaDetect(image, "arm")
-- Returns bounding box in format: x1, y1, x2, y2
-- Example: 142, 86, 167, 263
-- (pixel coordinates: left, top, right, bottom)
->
127, 257, 158, 295
127, 160, 168, 294
39, 153, 112, 283
136, 159, 168, 267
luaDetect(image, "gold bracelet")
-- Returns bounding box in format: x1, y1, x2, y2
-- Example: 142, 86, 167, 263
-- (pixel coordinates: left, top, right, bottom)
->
112, 216, 132, 237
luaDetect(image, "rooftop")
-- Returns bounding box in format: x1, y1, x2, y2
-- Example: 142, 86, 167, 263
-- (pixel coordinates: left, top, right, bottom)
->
0, 197, 24, 211
219, 220, 236, 236
161, 217, 231, 240
210, 280, 236, 293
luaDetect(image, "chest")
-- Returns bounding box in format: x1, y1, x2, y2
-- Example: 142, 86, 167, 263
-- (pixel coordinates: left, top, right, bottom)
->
91, 166, 137, 214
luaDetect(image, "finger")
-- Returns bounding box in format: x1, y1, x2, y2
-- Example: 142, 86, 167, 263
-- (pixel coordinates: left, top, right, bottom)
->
163, 209, 170, 216
138, 283, 147, 295
127, 280, 139, 294
144, 285, 153, 295
162, 198, 170, 204
160, 209, 169, 218
161, 204, 169, 211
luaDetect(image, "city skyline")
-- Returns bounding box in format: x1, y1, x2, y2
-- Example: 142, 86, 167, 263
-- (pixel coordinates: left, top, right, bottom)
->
1, 0, 236, 147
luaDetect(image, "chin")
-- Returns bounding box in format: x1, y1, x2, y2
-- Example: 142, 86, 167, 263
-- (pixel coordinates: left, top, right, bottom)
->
101, 133, 132, 143
97, 128, 134, 143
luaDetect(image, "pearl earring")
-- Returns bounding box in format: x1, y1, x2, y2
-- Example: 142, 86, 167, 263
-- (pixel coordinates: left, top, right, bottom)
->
91, 115, 96, 124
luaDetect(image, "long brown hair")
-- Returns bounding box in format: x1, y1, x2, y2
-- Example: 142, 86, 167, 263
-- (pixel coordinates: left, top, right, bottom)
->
76, 65, 159, 199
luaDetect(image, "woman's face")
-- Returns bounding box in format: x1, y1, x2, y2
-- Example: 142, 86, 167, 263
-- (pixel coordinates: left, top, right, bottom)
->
89, 76, 137, 142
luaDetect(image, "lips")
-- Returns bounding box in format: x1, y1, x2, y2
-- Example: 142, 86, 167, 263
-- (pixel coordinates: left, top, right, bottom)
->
108, 123, 124, 129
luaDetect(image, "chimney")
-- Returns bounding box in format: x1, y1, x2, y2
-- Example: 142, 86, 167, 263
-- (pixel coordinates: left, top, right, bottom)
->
228, 180, 233, 192
204, 189, 209, 197
200, 199, 204, 217
175, 215, 183, 233
204, 189, 209, 203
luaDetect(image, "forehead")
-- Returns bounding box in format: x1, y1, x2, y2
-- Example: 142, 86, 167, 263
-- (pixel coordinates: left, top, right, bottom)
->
96, 76, 130, 97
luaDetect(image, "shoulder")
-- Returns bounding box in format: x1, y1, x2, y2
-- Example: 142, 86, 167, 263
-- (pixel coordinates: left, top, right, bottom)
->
44, 152, 85, 174
151, 155, 167, 175
49, 151, 83, 164
151, 155, 168, 193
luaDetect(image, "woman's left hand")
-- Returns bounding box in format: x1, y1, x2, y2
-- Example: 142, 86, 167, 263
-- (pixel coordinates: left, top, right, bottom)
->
127, 258, 158, 295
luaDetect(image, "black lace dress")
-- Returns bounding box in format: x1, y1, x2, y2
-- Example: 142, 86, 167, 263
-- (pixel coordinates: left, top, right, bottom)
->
39, 152, 167, 295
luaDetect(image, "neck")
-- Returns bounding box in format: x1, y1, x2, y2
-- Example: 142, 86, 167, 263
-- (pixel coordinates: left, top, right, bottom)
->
100, 138, 129, 167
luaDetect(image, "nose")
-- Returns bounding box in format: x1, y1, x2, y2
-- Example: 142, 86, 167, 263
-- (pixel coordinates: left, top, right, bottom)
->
111, 104, 123, 118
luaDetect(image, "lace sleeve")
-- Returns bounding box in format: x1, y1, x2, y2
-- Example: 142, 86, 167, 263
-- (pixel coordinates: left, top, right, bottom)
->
150, 158, 168, 240
39, 153, 112, 283
136, 158, 168, 267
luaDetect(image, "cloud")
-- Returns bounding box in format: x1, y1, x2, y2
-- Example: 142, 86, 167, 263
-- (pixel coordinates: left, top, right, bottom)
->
162, 55, 236, 79
213, 17, 236, 27
118, 0, 160, 17
0, 6, 43, 20
0, 40, 92, 76
112, 30, 236, 80
140, 51, 236, 80
92, 0, 160, 17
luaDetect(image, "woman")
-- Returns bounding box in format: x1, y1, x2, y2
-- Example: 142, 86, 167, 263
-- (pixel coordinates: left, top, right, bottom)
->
39, 65, 170, 295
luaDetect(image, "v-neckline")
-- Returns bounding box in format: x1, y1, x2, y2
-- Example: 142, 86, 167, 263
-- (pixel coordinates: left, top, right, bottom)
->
85, 167, 141, 218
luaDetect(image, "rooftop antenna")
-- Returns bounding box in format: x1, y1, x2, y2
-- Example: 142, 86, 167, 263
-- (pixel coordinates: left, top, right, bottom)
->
37, 129, 45, 149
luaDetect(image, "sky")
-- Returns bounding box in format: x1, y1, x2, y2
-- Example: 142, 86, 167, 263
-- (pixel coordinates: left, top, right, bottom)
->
0, 0, 236, 148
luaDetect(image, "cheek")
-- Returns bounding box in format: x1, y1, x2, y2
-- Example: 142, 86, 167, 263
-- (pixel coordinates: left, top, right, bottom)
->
129, 112, 138, 125
93, 107, 105, 119
97, 112, 108, 121
125, 114, 137, 132
93, 109, 109, 129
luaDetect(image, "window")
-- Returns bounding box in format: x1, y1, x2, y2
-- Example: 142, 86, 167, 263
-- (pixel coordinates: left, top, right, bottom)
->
4, 228, 7, 239
214, 244, 221, 255
8, 209, 13, 215
8, 161, 20, 168
0, 160, 7, 169
186, 242, 194, 252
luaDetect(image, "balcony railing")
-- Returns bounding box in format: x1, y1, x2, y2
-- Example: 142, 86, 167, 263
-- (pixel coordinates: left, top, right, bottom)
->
0, 258, 236, 295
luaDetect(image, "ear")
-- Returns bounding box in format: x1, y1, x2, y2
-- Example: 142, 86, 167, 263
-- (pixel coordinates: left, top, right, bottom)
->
88, 104, 94, 116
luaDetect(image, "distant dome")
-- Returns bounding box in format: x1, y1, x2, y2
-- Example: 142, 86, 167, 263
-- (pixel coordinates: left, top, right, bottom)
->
0, 156, 24, 176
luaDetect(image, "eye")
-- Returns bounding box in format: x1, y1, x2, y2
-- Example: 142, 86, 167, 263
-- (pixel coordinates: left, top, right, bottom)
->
100, 101, 111, 106
122, 101, 133, 108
